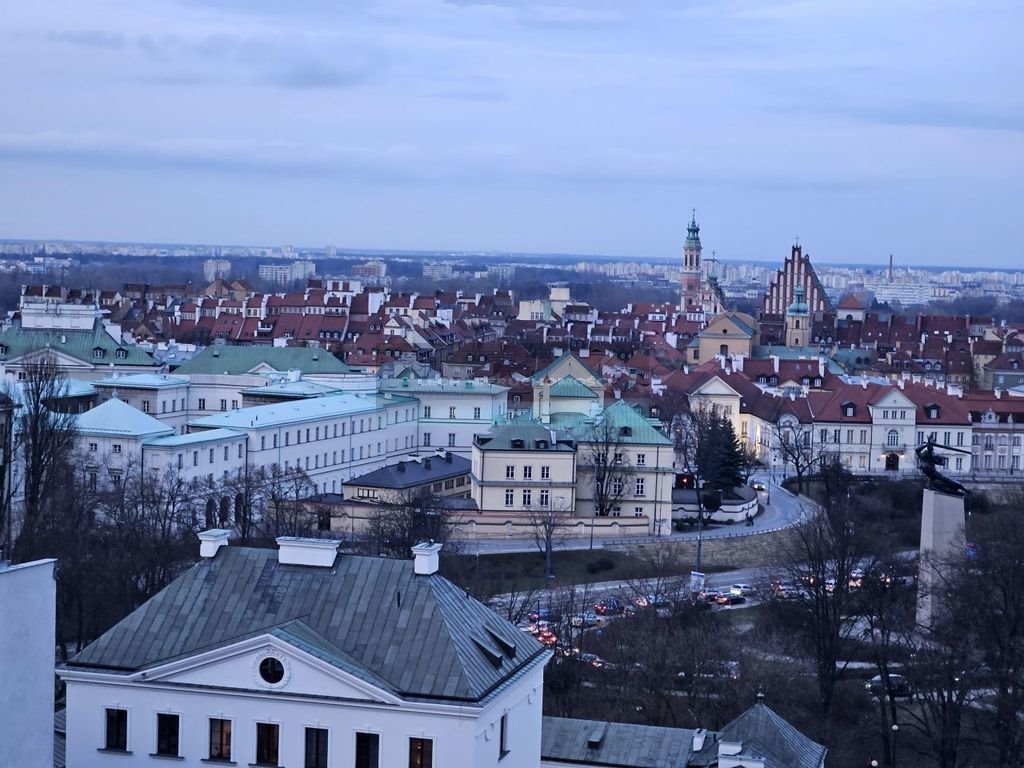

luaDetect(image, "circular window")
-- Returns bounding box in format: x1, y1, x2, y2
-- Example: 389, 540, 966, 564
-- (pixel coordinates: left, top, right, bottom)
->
259, 657, 285, 685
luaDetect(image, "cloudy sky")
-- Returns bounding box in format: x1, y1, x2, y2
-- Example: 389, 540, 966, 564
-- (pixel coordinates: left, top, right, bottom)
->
1, 0, 1021, 267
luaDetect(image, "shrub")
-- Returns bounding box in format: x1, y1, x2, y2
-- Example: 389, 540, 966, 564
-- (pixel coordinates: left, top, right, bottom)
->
585, 556, 616, 574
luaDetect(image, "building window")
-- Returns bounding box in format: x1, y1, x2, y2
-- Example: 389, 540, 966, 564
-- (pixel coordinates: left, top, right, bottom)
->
504, 489, 514, 506
256, 722, 279, 766
104, 708, 128, 751
156, 713, 179, 757
523, 466, 533, 479
833, 428, 840, 444
423, 433, 431, 447
539, 489, 550, 507
541, 466, 550, 480
305, 727, 329, 768
356, 732, 380, 768
499, 713, 510, 759
635, 477, 645, 496
209, 718, 231, 761
88, 442, 98, 452
198, 398, 206, 410
955, 457, 964, 471
423, 406, 431, 418
220, 399, 227, 411
409, 737, 433, 768
522, 489, 532, 507
634, 506, 644, 517
141, 400, 151, 413
957, 432, 965, 446
506, 465, 515, 479
259, 657, 285, 684
448, 433, 456, 447
193, 451, 199, 467
111, 444, 122, 454
474, 407, 481, 419
886, 430, 899, 448
819, 429, 828, 444
860, 429, 867, 444
636, 453, 646, 465
449, 406, 456, 419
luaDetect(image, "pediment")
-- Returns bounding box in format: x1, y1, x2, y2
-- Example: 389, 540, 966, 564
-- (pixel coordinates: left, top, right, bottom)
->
692, 376, 741, 398
871, 389, 914, 409
8, 346, 96, 370
137, 634, 399, 705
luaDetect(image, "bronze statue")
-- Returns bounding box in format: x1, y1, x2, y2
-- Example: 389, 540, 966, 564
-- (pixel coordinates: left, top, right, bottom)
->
915, 437, 969, 497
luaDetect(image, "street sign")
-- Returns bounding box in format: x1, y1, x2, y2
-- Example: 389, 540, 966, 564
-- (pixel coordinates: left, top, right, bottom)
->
689, 571, 706, 593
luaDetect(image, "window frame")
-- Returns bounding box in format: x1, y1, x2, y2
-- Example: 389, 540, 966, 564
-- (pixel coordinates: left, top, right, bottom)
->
103, 707, 128, 752
255, 721, 280, 767
304, 727, 329, 768
208, 717, 232, 762
155, 712, 180, 758
355, 731, 380, 768
409, 737, 434, 768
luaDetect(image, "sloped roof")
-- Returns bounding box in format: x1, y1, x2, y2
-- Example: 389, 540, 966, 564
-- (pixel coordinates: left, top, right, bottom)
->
76, 398, 175, 438
475, 423, 574, 451
541, 717, 695, 768
549, 375, 598, 399
172, 345, 352, 375
581, 400, 672, 446
346, 453, 471, 490
66, 545, 546, 703
696, 702, 826, 768
0, 319, 156, 367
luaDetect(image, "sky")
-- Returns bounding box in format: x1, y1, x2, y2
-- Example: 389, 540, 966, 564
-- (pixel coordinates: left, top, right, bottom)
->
0, 0, 1022, 267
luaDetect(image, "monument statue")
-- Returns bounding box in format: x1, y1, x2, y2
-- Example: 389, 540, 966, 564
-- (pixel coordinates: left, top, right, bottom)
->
915, 437, 969, 497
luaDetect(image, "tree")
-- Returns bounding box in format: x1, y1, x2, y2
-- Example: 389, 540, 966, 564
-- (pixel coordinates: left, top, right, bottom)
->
675, 404, 744, 491
772, 418, 825, 494
781, 480, 862, 722
256, 463, 318, 540
527, 501, 573, 580
364, 489, 461, 559
12, 352, 79, 560
583, 416, 633, 528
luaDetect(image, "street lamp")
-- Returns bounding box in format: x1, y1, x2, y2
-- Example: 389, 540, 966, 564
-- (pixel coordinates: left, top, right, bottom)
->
695, 478, 705, 572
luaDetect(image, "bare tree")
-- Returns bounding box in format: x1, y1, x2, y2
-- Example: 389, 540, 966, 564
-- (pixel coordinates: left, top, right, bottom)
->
12, 352, 78, 560
772, 419, 825, 495
582, 416, 632, 523
526, 501, 573, 580
363, 488, 461, 559
257, 463, 318, 540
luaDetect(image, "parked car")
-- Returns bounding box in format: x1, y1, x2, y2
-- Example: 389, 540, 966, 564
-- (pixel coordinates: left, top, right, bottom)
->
571, 611, 601, 629
528, 608, 562, 623
536, 629, 559, 646
701, 589, 724, 603
771, 582, 804, 599
868, 674, 913, 699
594, 598, 625, 616
715, 593, 747, 606
729, 583, 754, 597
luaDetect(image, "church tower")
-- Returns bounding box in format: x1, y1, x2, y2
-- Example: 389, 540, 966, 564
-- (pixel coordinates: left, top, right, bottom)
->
786, 285, 810, 347
680, 210, 703, 318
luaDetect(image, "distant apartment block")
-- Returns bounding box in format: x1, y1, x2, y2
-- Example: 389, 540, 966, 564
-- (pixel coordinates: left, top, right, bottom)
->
487, 264, 516, 281
258, 260, 316, 285
422, 262, 453, 280
351, 259, 387, 280
202, 258, 231, 283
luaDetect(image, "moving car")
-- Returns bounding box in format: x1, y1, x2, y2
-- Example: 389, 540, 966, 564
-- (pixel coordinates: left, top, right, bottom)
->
571, 611, 601, 629
751, 481, 766, 491
868, 674, 913, 699
715, 593, 747, 606
594, 598, 625, 616
729, 583, 754, 597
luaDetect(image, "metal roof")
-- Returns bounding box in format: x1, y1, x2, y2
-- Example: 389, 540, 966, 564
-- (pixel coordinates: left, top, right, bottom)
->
693, 702, 826, 768
75, 398, 175, 438
475, 423, 574, 452
549, 375, 598, 399
379, 378, 509, 394
65, 545, 547, 703
144, 427, 246, 448
541, 716, 695, 767
190, 392, 417, 430
172, 345, 352, 375
345, 453, 471, 490
0, 319, 156, 367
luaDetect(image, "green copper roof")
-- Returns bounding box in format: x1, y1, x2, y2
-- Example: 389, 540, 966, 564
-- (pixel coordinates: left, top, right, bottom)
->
580, 400, 672, 446
172, 345, 352, 375
549, 375, 597, 399
0, 319, 156, 367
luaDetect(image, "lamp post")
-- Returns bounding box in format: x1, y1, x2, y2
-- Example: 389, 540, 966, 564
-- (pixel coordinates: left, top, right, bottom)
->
695, 478, 705, 573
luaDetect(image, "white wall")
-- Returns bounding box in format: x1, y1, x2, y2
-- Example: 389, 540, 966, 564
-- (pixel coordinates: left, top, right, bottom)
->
0, 558, 56, 768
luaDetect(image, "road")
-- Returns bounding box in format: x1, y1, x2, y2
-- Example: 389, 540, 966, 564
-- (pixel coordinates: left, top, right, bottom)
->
472, 471, 811, 554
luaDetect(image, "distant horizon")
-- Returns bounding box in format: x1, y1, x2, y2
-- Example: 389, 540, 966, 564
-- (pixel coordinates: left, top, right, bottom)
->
2, 234, 1021, 276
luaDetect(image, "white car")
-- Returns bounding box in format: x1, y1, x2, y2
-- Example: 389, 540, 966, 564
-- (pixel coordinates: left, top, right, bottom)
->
729, 583, 754, 597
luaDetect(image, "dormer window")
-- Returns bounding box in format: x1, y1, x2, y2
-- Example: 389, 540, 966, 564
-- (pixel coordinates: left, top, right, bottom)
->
115, 348, 127, 359
769, 376, 779, 386
926, 405, 940, 419
814, 378, 822, 387
758, 375, 767, 384
0, 344, 6, 355
93, 347, 105, 359
843, 403, 856, 418
802, 377, 810, 386
620, 426, 632, 437
1013, 360, 1020, 370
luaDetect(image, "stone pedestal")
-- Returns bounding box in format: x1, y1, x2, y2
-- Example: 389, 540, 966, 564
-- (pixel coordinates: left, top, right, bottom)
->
916, 488, 966, 630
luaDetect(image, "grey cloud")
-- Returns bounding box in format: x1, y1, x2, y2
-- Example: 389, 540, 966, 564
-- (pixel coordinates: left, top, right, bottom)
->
262, 59, 382, 90
47, 30, 126, 49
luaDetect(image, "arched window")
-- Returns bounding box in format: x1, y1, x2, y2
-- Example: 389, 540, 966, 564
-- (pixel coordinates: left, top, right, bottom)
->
887, 430, 900, 447
720, 344, 729, 356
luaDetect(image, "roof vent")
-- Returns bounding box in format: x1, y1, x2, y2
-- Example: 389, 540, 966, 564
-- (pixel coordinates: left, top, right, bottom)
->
587, 723, 608, 749
198, 528, 231, 558
411, 541, 442, 575
276, 537, 339, 567
692, 729, 707, 752
424, 458, 431, 470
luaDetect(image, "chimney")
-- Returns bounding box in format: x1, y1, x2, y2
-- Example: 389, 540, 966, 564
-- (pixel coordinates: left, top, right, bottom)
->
995, 389, 1003, 399
818, 356, 825, 377
771, 354, 779, 374
276, 537, 339, 567
733, 354, 744, 372
445, 451, 452, 463
397, 462, 406, 472
692, 729, 707, 752
412, 542, 443, 575
424, 458, 432, 470
198, 529, 231, 558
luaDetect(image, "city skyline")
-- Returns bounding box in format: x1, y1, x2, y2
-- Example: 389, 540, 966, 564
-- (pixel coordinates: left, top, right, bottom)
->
1, 1, 1022, 267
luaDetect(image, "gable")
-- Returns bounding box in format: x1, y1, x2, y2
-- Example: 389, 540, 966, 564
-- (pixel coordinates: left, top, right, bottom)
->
871, 389, 915, 410
141, 634, 399, 705
692, 376, 741, 399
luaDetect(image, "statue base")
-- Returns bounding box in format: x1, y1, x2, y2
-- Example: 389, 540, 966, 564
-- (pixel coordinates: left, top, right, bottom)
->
916, 488, 966, 630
